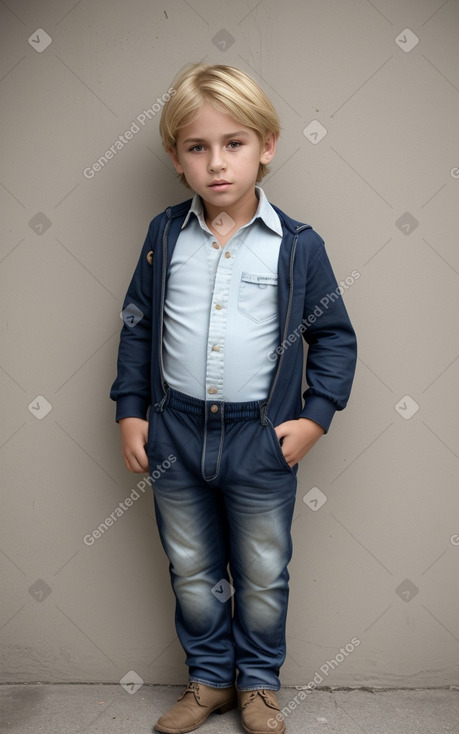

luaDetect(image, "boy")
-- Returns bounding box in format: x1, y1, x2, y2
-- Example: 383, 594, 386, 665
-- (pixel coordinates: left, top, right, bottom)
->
110, 63, 357, 734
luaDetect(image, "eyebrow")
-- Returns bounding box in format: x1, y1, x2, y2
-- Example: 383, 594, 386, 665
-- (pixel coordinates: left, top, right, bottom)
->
182, 131, 250, 144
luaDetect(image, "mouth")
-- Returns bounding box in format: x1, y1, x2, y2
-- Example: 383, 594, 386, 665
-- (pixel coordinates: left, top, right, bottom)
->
209, 180, 232, 190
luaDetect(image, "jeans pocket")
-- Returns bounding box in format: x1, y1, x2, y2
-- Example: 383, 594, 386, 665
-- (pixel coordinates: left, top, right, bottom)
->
265, 419, 296, 474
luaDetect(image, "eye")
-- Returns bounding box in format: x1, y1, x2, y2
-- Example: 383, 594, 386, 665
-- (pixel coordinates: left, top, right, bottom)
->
189, 144, 205, 152
227, 141, 241, 149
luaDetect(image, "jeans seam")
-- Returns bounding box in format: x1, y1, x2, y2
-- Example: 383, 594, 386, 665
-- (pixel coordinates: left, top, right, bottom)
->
189, 677, 235, 688
201, 412, 225, 482
237, 685, 280, 691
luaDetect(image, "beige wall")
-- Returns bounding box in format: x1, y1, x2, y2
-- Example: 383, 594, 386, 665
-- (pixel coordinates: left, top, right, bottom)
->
1, 0, 458, 688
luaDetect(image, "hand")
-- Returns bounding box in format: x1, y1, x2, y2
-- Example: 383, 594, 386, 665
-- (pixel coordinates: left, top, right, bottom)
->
274, 418, 325, 467
119, 417, 149, 473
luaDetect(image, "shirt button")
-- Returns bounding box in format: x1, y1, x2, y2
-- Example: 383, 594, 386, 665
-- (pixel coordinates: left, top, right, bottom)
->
224, 251, 231, 259
215, 304, 222, 310
210, 404, 219, 413
212, 345, 221, 352
208, 387, 217, 394
212, 242, 219, 250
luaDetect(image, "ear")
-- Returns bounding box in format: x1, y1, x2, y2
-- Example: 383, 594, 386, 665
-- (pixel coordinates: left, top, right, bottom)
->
259, 132, 278, 166
168, 147, 184, 175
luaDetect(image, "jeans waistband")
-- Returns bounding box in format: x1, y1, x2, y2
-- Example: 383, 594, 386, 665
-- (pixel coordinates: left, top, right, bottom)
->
165, 388, 263, 423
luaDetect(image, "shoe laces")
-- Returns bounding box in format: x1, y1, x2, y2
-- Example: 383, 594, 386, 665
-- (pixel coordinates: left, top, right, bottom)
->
242, 689, 278, 710
180, 681, 202, 705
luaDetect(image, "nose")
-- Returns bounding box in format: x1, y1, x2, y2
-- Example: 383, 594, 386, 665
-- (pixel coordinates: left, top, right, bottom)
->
208, 146, 226, 173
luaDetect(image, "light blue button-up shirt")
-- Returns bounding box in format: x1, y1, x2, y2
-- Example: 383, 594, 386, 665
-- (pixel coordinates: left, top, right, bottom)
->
162, 186, 283, 402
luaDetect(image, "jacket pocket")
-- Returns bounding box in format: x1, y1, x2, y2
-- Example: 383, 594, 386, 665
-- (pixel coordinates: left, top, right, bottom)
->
237, 272, 278, 323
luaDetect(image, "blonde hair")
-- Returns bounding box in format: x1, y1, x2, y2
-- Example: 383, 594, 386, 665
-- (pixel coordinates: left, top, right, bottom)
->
159, 63, 280, 186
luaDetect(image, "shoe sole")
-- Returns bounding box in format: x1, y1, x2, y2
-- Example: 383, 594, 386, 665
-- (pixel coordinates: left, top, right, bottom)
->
154, 697, 237, 734
241, 724, 286, 734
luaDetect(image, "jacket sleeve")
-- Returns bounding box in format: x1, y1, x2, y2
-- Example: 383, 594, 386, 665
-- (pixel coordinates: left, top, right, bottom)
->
299, 233, 357, 432
109, 224, 156, 422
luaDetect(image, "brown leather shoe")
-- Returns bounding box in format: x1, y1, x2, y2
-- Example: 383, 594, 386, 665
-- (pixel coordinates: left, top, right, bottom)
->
154, 681, 237, 733
239, 689, 286, 734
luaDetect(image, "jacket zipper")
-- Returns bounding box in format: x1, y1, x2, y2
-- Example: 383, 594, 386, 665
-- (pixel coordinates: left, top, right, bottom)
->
158, 215, 172, 399
261, 224, 310, 424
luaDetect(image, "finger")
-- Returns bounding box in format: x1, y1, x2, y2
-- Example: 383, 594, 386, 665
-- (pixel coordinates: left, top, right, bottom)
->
137, 454, 149, 473
274, 422, 287, 440
124, 450, 148, 473
123, 454, 137, 473
281, 436, 302, 464
137, 446, 148, 472
133, 452, 149, 473
280, 447, 297, 467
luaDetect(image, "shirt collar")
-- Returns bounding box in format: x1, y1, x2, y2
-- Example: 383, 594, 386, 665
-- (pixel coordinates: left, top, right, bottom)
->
181, 185, 283, 237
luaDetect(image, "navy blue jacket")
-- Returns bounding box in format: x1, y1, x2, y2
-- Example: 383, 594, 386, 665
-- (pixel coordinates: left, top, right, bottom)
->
110, 199, 357, 432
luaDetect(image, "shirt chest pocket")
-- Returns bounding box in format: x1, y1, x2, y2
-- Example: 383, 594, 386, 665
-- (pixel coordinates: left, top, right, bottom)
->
237, 272, 278, 324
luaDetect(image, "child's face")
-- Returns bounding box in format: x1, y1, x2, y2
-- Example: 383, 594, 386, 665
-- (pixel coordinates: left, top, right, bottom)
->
169, 103, 277, 216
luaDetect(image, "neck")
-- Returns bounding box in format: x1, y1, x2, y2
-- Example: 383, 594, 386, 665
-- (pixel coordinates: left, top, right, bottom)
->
203, 188, 259, 233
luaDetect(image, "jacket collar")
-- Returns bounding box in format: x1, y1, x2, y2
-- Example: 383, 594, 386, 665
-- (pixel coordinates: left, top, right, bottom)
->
180, 186, 283, 237
164, 193, 312, 235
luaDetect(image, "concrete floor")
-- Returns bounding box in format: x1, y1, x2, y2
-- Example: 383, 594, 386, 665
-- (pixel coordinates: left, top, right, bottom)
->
1, 684, 459, 733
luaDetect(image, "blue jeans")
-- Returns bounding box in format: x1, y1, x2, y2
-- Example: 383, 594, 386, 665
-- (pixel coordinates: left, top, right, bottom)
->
147, 388, 298, 691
